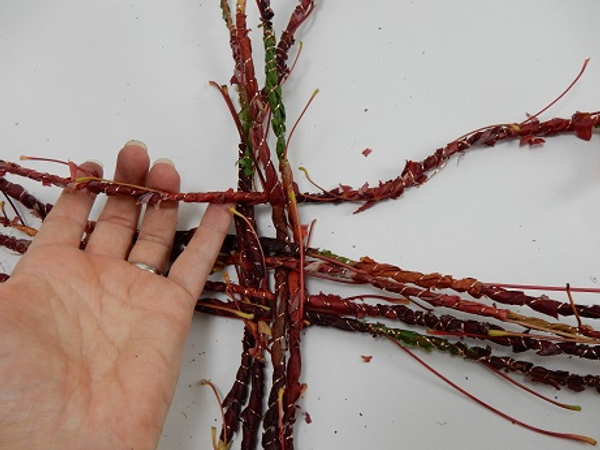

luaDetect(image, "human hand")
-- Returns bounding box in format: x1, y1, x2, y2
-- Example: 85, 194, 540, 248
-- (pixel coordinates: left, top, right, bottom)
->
0, 142, 231, 449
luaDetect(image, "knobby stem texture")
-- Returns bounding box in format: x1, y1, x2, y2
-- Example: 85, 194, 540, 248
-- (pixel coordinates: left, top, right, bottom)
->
2, 2, 600, 448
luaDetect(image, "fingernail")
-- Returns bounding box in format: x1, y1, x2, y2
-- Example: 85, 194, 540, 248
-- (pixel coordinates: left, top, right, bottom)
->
82, 159, 103, 177
125, 139, 148, 150
153, 157, 175, 167
85, 159, 104, 168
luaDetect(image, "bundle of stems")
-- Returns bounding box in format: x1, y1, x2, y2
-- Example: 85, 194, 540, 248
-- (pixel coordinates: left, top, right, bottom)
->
2, 1, 600, 448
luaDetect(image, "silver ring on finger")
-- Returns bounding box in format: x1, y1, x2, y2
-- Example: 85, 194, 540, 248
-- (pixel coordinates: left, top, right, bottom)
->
130, 261, 163, 276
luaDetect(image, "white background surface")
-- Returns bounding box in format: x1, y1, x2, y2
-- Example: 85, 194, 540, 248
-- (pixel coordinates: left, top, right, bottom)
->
1, 1, 600, 449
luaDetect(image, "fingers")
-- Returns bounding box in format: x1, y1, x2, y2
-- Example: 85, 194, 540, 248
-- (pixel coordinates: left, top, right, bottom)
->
30, 160, 103, 249
168, 203, 232, 304
30, 138, 230, 307
127, 159, 180, 274
85, 141, 150, 258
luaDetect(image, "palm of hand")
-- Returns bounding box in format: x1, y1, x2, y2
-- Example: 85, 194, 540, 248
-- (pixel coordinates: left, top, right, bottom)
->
0, 144, 231, 449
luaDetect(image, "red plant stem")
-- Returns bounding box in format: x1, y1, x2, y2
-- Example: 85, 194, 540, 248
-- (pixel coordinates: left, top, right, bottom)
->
275, 0, 315, 80
195, 297, 269, 319
218, 4, 277, 443
219, 298, 263, 446
480, 361, 582, 411
228, 5, 292, 446
241, 357, 266, 449
307, 310, 600, 393
0, 178, 52, 219
205, 280, 275, 302
221, 330, 254, 443
0, 234, 31, 254
355, 257, 600, 319
232, 4, 283, 215
78, 181, 269, 205
306, 293, 600, 359
262, 270, 289, 450
280, 159, 306, 446
0, 216, 32, 236
307, 257, 513, 322
227, 163, 267, 446
0, 162, 271, 205
520, 58, 590, 125
3, 111, 598, 212
0, 161, 70, 186
299, 112, 600, 212
209, 80, 248, 150
385, 337, 597, 446
484, 282, 600, 295
198, 295, 600, 393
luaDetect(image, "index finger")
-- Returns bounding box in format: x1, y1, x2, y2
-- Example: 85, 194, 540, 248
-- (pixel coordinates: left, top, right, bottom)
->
30, 161, 103, 249
167, 203, 231, 305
